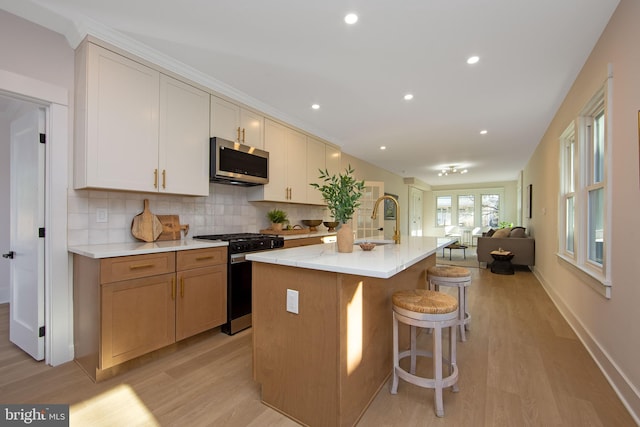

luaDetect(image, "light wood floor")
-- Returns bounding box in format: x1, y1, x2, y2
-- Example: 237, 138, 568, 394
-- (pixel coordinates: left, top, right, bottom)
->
1, 267, 635, 426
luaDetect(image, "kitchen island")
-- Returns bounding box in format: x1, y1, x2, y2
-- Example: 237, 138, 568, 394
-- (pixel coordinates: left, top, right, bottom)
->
246, 236, 453, 427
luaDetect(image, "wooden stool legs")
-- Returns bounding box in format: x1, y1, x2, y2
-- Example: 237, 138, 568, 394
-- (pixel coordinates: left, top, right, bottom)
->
391, 307, 459, 417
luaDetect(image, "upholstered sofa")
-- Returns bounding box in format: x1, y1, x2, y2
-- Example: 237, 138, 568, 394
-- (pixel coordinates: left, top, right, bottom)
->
476, 227, 535, 267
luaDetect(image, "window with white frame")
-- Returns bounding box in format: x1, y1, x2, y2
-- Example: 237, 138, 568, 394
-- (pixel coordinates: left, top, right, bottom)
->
436, 196, 452, 226
560, 123, 576, 255
559, 80, 610, 291
481, 194, 500, 227
457, 195, 475, 227
435, 189, 504, 228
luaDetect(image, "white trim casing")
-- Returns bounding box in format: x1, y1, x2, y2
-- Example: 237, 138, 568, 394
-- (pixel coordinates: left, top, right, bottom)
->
0, 69, 72, 366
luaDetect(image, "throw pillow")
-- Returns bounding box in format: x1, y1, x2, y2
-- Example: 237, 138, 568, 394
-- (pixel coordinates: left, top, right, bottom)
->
492, 228, 511, 238
510, 226, 526, 238
485, 228, 495, 237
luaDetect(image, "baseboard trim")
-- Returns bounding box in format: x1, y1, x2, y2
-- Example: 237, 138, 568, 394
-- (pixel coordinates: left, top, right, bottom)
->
533, 269, 640, 425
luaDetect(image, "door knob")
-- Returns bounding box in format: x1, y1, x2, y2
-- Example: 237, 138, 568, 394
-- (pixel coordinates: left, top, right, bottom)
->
2, 251, 15, 259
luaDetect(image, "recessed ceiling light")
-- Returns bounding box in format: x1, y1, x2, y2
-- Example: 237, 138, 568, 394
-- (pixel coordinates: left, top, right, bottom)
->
404, 94, 414, 101
380, 146, 386, 150
467, 55, 480, 65
311, 104, 320, 110
480, 129, 488, 134
345, 13, 358, 24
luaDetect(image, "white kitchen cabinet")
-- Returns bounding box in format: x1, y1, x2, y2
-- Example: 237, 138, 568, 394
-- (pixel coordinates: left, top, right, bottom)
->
326, 144, 342, 177
210, 95, 264, 148
74, 42, 209, 196
306, 138, 341, 205
307, 137, 327, 205
159, 74, 210, 196
248, 119, 307, 203
75, 42, 160, 193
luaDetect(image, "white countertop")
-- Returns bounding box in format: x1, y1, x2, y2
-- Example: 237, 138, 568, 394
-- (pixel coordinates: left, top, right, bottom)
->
246, 236, 455, 279
68, 238, 227, 259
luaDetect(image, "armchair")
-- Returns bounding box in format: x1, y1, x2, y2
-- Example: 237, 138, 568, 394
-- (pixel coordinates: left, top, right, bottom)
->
471, 227, 483, 246
444, 225, 461, 240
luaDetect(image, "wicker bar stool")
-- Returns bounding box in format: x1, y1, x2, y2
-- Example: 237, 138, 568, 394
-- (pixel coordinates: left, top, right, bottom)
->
427, 265, 472, 341
391, 289, 459, 417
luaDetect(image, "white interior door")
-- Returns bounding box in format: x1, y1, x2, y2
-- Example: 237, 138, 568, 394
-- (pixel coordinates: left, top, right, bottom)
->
354, 181, 384, 239
9, 108, 45, 360
409, 187, 424, 236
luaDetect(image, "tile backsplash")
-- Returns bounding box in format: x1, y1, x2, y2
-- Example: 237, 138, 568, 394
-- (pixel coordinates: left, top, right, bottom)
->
68, 183, 328, 246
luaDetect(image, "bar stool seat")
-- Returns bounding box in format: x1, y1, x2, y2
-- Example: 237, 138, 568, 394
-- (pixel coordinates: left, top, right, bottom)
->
391, 289, 459, 417
427, 265, 472, 341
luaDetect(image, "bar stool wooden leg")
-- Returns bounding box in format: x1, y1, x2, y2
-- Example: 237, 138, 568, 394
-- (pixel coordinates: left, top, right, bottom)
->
391, 312, 400, 394
390, 289, 459, 417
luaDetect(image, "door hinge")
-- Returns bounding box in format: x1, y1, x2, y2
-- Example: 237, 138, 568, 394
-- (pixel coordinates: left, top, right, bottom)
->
39, 133, 46, 144
38, 228, 45, 238
39, 326, 45, 337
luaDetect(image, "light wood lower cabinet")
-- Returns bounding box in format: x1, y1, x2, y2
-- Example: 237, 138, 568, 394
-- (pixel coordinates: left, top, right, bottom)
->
101, 272, 176, 369
175, 248, 227, 341
283, 236, 325, 248
74, 247, 227, 381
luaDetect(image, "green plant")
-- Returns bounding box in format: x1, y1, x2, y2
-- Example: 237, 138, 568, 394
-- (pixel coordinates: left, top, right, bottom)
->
310, 165, 365, 224
499, 221, 514, 229
267, 209, 288, 224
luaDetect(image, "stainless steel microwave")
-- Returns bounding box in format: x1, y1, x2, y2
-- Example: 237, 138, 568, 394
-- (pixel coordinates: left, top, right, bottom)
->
209, 137, 269, 186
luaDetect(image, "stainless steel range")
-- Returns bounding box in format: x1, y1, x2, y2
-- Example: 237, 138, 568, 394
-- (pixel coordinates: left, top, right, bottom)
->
194, 233, 284, 335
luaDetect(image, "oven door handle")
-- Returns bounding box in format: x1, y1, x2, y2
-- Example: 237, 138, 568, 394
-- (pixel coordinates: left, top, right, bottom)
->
230, 254, 248, 264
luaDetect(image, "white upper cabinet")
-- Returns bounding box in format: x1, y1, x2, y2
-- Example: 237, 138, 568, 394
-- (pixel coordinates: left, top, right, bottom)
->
249, 120, 341, 205
306, 137, 326, 205
74, 42, 209, 196
248, 119, 307, 203
159, 75, 210, 196
210, 95, 264, 149
75, 42, 160, 193
325, 144, 342, 177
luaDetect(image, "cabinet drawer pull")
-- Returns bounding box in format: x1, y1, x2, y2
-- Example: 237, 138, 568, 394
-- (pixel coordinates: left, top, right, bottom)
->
129, 263, 154, 270
171, 277, 176, 300
195, 255, 214, 261
237, 126, 241, 142
162, 169, 166, 189
241, 128, 245, 142
180, 277, 184, 297
154, 169, 158, 188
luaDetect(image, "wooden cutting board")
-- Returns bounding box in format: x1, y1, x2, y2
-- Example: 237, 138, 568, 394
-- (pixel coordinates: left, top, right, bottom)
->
156, 215, 190, 241
131, 199, 163, 242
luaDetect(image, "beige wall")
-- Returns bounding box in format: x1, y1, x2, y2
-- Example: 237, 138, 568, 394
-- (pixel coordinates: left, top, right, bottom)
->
340, 152, 410, 236
524, 0, 640, 419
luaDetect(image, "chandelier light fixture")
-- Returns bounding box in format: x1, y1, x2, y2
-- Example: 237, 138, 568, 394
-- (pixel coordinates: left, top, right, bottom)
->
438, 165, 468, 176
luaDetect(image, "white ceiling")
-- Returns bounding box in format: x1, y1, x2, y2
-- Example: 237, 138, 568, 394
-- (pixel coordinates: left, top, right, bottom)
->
1, 0, 620, 186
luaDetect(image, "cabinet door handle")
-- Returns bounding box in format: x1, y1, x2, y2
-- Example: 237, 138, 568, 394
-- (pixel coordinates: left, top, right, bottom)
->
241, 128, 245, 142
129, 263, 154, 270
195, 255, 214, 261
154, 169, 158, 188
180, 277, 184, 297
237, 127, 241, 142
162, 169, 166, 189
171, 277, 176, 300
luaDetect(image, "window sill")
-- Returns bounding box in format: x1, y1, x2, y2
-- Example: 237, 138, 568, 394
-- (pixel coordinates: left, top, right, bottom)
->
556, 253, 611, 299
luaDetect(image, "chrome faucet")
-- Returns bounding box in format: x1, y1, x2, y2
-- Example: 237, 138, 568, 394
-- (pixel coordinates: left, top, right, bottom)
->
371, 195, 400, 244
